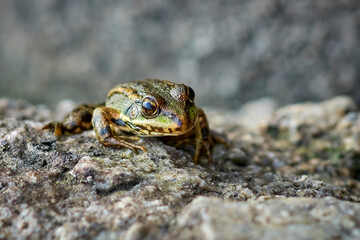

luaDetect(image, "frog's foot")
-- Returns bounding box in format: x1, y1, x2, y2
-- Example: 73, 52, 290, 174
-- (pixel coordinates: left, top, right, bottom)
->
92, 106, 146, 154
42, 120, 92, 136
100, 136, 147, 153
172, 138, 210, 163
194, 140, 212, 164
211, 131, 231, 148
192, 108, 213, 164
42, 121, 64, 137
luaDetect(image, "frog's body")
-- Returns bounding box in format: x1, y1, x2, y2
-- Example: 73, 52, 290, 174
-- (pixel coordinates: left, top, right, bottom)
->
43, 79, 212, 163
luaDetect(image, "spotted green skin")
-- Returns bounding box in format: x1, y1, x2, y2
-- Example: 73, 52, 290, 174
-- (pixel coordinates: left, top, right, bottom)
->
106, 79, 199, 136
43, 79, 212, 163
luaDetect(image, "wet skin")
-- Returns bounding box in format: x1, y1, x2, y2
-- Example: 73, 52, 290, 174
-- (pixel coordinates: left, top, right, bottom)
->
43, 79, 213, 163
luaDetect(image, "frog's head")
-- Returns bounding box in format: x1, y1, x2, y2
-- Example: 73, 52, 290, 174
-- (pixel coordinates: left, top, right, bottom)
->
124, 80, 199, 136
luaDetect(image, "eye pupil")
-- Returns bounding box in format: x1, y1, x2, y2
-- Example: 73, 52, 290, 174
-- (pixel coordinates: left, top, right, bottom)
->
143, 101, 153, 110
141, 96, 159, 118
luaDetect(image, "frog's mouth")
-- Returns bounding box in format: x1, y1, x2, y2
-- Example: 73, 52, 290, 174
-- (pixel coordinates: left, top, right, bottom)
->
125, 122, 143, 135
126, 107, 199, 137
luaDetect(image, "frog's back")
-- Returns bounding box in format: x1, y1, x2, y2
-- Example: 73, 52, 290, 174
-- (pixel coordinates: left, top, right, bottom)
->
113, 79, 180, 97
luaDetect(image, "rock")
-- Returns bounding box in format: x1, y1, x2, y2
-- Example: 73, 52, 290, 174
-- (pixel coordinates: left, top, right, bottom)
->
204, 97, 277, 136
335, 112, 360, 153
236, 97, 278, 131
54, 99, 78, 121
169, 196, 360, 240
1, 97, 360, 239
263, 96, 357, 142
0, 98, 52, 121
261, 96, 360, 181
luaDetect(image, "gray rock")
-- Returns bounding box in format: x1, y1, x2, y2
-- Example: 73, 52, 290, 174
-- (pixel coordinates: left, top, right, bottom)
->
263, 96, 357, 142
335, 112, 360, 153
169, 196, 360, 240
0, 98, 52, 121
1, 97, 360, 239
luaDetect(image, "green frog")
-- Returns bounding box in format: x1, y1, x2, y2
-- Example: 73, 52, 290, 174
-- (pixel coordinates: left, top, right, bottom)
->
43, 79, 214, 163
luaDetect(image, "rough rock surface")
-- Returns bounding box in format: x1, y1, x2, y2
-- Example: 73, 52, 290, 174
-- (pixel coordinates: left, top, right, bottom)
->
1, 96, 360, 239
168, 196, 360, 240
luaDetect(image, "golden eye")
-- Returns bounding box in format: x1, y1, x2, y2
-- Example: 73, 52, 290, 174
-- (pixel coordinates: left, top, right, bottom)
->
141, 96, 159, 118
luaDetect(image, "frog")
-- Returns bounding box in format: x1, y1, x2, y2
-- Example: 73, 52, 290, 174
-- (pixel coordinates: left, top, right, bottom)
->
43, 79, 214, 164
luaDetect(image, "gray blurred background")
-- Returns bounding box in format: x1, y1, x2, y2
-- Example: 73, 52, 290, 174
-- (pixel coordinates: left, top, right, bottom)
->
0, 0, 360, 108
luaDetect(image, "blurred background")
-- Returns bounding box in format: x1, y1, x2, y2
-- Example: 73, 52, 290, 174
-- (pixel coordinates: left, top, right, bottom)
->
0, 0, 360, 108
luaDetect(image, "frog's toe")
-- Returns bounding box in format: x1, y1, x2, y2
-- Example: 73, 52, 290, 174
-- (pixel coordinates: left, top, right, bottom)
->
211, 132, 231, 148
116, 138, 147, 153
42, 121, 55, 130
174, 139, 194, 147
100, 136, 147, 154
42, 121, 64, 136
130, 144, 147, 154
192, 141, 212, 164
204, 143, 213, 164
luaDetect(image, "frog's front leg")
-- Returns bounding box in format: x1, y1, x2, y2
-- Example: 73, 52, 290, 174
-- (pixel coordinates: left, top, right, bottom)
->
193, 108, 212, 164
43, 103, 104, 136
92, 106, 146, 153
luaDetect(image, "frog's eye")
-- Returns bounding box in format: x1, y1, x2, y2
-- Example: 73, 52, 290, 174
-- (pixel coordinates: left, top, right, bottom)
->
187, 87, 195, 103
141, 96, 159, 118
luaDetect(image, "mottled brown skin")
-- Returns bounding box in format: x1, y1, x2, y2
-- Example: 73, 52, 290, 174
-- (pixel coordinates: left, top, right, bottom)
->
43, 103, 104, 136
43, 79, 213, 163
